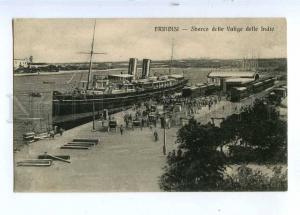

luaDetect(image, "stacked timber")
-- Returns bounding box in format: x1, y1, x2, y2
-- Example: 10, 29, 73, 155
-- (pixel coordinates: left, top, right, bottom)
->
60, 138, 100, 150
17, 159, 52, 167
73, 138, 100, 144
38, 155, 70, 160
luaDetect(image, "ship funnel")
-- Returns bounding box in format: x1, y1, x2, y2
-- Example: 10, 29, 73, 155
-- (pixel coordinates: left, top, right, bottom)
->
142, 59, 151, 79
128, 58, 138, 80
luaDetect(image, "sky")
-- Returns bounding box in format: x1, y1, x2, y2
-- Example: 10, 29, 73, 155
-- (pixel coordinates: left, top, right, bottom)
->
13, 18, 287, 63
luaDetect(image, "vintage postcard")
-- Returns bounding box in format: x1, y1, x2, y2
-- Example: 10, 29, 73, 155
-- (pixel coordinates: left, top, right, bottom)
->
13, 18, 287, 192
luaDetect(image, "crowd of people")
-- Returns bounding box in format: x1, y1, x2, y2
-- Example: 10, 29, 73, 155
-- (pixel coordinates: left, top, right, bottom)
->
113, 93, 225, 141
45, 93, 227, 143
156, 94, 223, 116
122, 103, 160, 130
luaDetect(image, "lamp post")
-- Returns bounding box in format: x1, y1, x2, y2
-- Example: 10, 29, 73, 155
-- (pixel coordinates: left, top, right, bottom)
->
92, 91, 96, 131
163, 113, 167, 155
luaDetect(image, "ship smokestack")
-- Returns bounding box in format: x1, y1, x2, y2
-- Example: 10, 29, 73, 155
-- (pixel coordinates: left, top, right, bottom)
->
128, 58, 138, 80
142, 59, 151, 79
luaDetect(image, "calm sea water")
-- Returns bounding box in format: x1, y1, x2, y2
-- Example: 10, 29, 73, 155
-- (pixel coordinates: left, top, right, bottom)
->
13, 67, 213, 147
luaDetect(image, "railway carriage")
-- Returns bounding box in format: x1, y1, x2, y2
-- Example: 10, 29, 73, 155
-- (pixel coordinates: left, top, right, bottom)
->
182, 83, 218, 98
230, 77, 276, 102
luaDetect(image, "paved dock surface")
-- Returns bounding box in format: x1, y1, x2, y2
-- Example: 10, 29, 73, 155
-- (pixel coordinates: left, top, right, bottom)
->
14, 87, 277, 192
14, 119, 178, 192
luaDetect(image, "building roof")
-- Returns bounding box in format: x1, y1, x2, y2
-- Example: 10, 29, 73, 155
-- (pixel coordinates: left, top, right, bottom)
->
195, 83, 205, 87
136, 79, 150, 83
235, 87, 247, 91
273, 88, 287, 91
183, 86, 198, 90
108, 74, 134, 78
169, 74, 184, 79
208, 71, 258, 78
225, 78, 254, 84
253, 82, 263, 86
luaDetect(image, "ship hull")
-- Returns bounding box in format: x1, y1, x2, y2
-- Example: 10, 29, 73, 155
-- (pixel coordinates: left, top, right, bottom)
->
52, 79, 188, 129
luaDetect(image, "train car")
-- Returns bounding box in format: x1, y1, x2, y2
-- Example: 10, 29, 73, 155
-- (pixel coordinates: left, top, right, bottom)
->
273, 87, 287, 98
196, 83, 207, 97
230, 77, 276, 102
182, 83, 218, 98
205, 83, 218, 96
182, 86, 200, 98
264, 77, 276, 89
230, 87, 249, 102
252, 81, 264, 93
268, 86, 287, 104
252, 77, 275, 92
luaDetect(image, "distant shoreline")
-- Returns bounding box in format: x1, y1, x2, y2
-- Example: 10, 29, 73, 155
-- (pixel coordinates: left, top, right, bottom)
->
13, 67, 187, 77
13, 68, 127, 77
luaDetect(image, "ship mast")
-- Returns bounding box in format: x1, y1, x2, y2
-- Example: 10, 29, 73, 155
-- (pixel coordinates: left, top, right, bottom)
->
169, 39, 174, 75
86, 20, 97, 90
85, 20, 106, 90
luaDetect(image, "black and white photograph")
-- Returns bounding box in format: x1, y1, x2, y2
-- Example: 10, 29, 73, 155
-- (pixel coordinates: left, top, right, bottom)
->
13, 18, 287, 192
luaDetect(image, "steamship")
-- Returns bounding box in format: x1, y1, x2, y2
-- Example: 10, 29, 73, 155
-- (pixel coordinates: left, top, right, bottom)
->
52, 22, 188, 129
52, 58, 188, 129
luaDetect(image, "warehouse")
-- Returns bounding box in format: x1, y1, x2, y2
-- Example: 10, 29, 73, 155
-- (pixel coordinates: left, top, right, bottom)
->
207, 70, 259, 92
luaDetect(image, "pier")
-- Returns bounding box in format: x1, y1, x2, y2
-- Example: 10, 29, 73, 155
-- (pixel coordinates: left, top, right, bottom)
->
14, 85, 279, 192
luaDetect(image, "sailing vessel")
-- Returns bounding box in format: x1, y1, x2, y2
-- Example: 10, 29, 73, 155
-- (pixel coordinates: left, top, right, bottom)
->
52, 22, 188, 129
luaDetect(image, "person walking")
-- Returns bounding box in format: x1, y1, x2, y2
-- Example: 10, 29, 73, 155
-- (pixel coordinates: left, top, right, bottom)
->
120, 124, 124, 135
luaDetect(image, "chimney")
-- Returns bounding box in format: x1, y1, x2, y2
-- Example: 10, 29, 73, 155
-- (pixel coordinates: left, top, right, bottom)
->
128, 58, 138, 80
142, 59, 151, 79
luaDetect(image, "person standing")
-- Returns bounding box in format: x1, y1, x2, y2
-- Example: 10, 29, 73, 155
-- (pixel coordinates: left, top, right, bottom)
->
49, 130, 55, 139
154, 130, 158, 141
140, 119, 143, 130
141, 118, 145, 128
59, 127, 64, 136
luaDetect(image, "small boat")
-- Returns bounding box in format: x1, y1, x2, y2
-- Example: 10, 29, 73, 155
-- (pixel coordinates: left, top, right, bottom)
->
30, 92, 42, 97
23, 132, 36, 143
43, 81, 55, 84
23, 132, 35, 139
